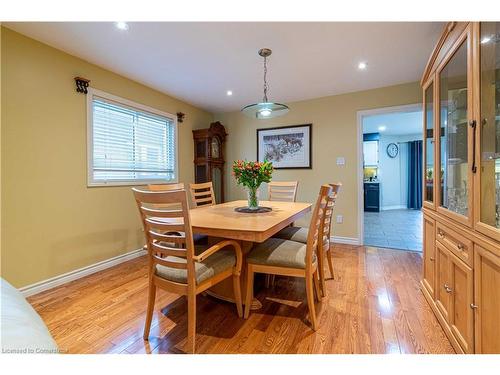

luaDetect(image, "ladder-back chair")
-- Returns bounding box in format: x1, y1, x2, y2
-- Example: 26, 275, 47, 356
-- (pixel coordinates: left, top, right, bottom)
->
243, 184, 332, 330
133, 188, 243, 353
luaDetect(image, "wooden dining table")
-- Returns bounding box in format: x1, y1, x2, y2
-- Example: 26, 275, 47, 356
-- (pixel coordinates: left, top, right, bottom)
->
189, 200, 312, 309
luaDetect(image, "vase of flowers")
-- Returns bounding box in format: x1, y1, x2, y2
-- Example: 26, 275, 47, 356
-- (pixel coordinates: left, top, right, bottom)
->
232, 160, 273, 210
246, 187, 260, 210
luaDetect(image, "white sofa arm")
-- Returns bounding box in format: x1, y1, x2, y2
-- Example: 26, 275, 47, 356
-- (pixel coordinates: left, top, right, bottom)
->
1, 278, 59, 354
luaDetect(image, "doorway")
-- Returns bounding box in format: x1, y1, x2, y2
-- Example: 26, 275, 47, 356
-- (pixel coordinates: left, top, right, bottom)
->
357, 104, 423, 252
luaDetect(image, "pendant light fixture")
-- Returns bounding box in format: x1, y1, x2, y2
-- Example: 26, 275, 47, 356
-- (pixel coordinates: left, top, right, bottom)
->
241, 48, 289, 119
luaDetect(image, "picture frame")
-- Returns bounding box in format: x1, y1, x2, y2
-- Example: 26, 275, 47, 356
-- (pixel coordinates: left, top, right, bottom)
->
256, 124, 312, 169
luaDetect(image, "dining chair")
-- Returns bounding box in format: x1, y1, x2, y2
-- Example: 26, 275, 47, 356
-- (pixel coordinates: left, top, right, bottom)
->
243, 184, 333, 330
265, 181, 300, 287
268, 181, 299, 202
145, 182, 203, 248
133, 188, 243, 353
189, 181, 216, 207
149, 182, 210, 244
272, 183, 341, 296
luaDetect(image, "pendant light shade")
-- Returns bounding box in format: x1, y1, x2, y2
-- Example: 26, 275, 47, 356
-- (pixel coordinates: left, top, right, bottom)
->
241, 48, 289, 119
241, 101, 289, 119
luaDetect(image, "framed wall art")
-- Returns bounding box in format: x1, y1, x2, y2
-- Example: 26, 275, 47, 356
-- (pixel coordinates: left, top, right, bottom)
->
256, 124, 312, 169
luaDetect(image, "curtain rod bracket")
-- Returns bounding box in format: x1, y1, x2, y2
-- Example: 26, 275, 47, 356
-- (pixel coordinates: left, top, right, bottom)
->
177, 112, 185, 123
75, 77, 90, 94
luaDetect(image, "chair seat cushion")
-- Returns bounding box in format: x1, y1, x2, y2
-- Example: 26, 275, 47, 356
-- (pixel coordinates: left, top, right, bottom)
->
273, 227, 329, 247
273, 226, 309, 243
155, 245, 235, 285
247, 238, 316, 269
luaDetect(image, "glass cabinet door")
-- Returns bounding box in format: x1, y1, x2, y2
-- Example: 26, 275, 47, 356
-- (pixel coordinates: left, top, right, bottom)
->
478, 22, 500, 236
424, 81, 435, 206
438, 37, 470, 221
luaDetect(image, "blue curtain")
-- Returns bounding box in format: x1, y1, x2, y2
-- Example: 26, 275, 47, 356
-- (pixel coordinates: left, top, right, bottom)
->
407, 140, 423, 209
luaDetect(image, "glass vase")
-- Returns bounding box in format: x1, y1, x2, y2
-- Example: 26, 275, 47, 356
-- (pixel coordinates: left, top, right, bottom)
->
246, 187, 259, 210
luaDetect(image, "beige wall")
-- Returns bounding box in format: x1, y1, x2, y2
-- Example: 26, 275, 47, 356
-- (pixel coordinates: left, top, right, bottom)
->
215, 82, 421, 239
0, 26, 423, 288
1, 28, 213, 288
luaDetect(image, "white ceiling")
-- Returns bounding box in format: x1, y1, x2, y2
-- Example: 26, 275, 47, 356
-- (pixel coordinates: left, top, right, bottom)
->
363, 110, 423, 136
5, 22, 444, 113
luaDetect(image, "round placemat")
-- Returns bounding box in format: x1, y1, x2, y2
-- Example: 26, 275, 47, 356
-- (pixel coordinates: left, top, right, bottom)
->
234, 206, 273, 213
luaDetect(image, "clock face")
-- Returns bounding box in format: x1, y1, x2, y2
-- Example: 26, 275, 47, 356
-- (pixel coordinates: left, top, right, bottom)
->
211, 138, 220, 158
387, 143, 399, 158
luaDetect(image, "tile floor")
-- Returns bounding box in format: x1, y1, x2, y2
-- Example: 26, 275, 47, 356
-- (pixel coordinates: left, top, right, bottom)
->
364, 209, 422, 252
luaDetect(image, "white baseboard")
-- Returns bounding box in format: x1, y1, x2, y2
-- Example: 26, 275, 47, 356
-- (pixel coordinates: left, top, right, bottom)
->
19, 248, 147, 297
331, 236, 361, 246
381, 205, 407, 211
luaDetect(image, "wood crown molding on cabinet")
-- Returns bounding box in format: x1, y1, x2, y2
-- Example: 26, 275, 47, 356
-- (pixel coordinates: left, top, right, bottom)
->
420, 22, 468, 86
421, 22, 455, 85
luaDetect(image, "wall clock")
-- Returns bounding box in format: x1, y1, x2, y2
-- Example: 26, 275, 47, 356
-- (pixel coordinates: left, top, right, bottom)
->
386, 143, 399, 158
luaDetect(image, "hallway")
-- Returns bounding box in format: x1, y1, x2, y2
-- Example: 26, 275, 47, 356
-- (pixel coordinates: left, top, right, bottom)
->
364, 209, 422, 251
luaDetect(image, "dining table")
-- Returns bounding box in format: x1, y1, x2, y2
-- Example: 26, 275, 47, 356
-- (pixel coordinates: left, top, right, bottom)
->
189, 199, 312, 309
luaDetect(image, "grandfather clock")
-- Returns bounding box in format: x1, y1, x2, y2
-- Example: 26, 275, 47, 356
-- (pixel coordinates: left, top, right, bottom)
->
192, 121, 227, 203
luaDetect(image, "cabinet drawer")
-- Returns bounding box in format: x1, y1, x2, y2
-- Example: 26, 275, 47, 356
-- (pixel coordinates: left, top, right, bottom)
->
436, 222, 473, 267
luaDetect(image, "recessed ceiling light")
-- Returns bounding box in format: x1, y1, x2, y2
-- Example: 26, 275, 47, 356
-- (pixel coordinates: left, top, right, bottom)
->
226, 90, 233, 96
378, 125, 386, 132
115, 22, 129, 31
480, 36, 491, 44
358, 62, 367, 70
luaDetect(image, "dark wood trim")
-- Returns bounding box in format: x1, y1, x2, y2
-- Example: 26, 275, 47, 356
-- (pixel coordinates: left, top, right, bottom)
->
193, 122, 228, 202
256, 123, 312, 170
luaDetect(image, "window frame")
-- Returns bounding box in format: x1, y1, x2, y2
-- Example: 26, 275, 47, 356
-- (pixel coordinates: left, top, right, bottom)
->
86, 88, 178, 187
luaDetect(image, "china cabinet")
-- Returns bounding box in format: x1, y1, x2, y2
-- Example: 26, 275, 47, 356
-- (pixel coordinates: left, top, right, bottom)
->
473, 245, 500, 353
422, 216, 436, 297
423, 79, 436, 209
420, 22, 500, 354
475, 22, 500, 242
192, 121, 227, 203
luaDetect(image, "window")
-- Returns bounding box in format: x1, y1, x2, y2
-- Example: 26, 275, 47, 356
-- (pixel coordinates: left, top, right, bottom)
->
87, 89, 177, 186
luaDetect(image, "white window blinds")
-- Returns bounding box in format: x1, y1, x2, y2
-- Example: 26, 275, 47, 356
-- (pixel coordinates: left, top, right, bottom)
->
88, 92, 177, 185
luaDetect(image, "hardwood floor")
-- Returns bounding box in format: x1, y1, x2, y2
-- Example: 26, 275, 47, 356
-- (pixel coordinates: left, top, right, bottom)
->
27, 245, 455, 354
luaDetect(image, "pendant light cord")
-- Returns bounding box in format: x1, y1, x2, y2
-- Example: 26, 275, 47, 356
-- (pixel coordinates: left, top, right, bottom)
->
263, 55, 269, 103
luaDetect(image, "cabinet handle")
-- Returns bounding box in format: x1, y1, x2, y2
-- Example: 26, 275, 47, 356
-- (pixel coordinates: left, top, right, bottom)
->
470, 303, 478, 309
430, 257, 435, 261
457, 243, 464, 251
469, 120, 477, 173
438, 230, 444, 238
444, 284, 452, 293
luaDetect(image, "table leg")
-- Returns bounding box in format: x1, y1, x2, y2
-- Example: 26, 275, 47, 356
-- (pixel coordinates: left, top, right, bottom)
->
204, 238, 263, 310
